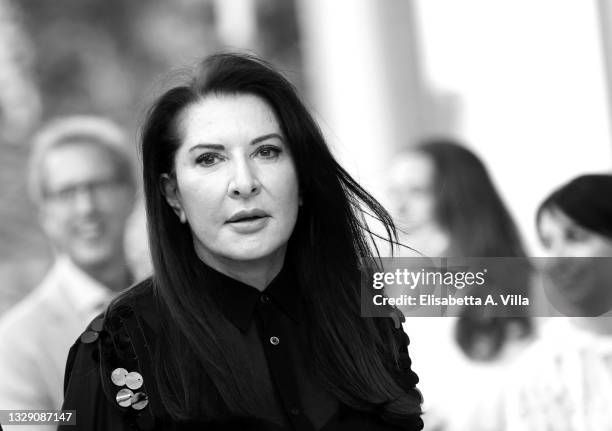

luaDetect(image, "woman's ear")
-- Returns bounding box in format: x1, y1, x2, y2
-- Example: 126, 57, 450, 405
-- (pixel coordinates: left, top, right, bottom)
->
160, 173, 187, 223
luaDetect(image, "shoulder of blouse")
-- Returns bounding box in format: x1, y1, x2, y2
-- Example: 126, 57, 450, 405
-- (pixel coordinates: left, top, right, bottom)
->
62, 280, 295, 431
61, 277, 160, 430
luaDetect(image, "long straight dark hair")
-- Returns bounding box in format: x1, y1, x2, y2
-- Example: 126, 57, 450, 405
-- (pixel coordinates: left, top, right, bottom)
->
413, 140, 532, 360
140, 53, 422, 421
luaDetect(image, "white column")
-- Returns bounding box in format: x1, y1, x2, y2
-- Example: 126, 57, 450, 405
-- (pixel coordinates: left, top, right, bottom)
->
297, 0, 423, 200
214, 0, 257, 48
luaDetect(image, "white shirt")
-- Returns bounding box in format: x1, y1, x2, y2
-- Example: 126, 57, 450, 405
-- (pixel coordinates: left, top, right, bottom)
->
494, 318, 612, 431
0, 256, 115, 430
404, 317, 531, 431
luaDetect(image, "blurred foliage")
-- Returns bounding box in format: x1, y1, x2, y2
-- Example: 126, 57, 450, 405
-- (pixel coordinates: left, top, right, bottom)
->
15, 0, 302, 126
19, 0, 219, 125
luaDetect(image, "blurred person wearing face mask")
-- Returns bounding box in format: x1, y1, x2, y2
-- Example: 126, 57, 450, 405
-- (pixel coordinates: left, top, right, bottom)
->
537, 175, 612, 319
487, 174, 612, 430
0, 116, 136, 422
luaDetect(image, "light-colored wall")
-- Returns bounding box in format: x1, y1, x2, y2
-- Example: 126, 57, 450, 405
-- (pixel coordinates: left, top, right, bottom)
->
415, 0, 612, 254
297, 0, 425, 200
298, 0, 612, 256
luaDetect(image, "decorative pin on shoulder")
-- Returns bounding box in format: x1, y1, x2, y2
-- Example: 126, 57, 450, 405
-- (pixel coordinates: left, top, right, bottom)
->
111, 368, 148, 410
80, 315, 106, 343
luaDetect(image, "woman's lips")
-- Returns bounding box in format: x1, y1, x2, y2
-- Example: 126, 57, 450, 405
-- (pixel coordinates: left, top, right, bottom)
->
226, 209, 268, 223
226, 216, 270, 234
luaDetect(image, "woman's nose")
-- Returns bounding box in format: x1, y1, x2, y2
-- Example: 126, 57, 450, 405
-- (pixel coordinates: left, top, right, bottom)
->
228, 158, 261, 198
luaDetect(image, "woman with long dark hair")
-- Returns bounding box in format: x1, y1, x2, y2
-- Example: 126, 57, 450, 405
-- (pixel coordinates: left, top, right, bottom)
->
387, 139, 532, 430
389, 140, 532, 357
60, 53, 423, 430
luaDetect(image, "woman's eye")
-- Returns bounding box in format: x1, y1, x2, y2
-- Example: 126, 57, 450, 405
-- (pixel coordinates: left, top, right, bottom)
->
255, 145, 281, 159
196, 153, 223, 166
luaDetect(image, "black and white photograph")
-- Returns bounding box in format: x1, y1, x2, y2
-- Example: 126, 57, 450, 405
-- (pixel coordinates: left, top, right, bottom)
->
1, 1, 612, 430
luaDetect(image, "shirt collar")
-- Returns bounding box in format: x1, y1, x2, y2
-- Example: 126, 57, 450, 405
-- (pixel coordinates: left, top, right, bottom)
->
55, 255, 116, 316
202, 261, 302, 332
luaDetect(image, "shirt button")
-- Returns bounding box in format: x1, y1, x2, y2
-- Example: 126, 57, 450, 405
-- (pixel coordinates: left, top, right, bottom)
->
270, 336, 280, 345
260, 294, 271, 304
290, 407, 300, 416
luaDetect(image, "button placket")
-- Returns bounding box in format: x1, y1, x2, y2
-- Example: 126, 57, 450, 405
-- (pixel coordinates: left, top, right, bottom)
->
256, 289, 312, 430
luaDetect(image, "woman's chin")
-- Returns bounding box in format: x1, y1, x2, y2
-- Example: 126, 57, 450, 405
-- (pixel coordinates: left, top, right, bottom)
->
214, 243, 288, 266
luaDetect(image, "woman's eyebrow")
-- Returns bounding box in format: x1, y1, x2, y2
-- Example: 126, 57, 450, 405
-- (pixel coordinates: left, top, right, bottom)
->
188, 134, 283, 152
189, 143, 225, 152
251, 133, 284, 145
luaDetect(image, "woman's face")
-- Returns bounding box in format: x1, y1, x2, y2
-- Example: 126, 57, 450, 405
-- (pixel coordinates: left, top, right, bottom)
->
538, 207, 612, 257
164, 94, 300, 268
538, 206, 612, 316
387, 151, 437, 232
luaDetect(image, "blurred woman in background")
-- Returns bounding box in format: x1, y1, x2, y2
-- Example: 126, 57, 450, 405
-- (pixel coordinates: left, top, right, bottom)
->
537, 174, 612, 318
387, 139, 533, 430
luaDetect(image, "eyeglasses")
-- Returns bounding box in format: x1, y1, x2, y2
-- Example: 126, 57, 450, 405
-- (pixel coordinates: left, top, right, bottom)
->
44, 178, 128, 205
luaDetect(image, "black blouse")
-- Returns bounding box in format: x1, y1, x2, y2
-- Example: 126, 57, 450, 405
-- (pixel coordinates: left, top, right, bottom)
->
60, 263, 423, 430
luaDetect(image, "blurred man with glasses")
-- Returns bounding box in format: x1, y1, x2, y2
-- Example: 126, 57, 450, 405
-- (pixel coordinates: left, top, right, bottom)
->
0, 116, 136, 422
